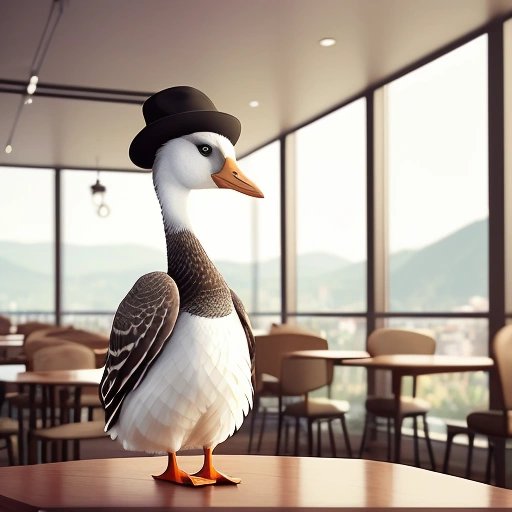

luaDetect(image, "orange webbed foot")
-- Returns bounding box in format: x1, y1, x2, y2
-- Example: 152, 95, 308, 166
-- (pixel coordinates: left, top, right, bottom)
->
192, 447, 241, 485
153, 452, 216, 487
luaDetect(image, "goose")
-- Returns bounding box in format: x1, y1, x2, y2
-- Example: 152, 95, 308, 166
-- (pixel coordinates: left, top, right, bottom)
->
99, 86, 263, 486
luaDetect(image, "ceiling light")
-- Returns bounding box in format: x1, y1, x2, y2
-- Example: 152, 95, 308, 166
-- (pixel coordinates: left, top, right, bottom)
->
319, 37, 336, 47
3, 1, 64, 154
91, 172, 111, 218
249, 100, 259, 108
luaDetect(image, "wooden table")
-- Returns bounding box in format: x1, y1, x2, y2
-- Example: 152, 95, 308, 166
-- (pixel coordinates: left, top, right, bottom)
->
0, 455, 511, 510
0, 334, 24, 360
287, 349, 370, 362
0, 334, 24, 347
0, 367, 103, 465
343, 354, 494, 465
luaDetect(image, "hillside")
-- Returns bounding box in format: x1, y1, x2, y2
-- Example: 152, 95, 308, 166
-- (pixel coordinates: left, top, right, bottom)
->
0, 219, 488, 312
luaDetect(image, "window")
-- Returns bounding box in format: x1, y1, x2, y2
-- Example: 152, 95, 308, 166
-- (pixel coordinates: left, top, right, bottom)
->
0, 167, 55, 323
294, 99, 367, 313
61, 170, 165, 332
385, 36, 488, 313
190, 142, 281, 331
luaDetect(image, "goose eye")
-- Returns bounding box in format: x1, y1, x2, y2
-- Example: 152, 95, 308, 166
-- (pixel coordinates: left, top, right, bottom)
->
197, 144, 212, 157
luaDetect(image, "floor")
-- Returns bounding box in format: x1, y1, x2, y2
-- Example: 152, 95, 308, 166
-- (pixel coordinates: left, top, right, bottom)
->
0, 405, 493, 487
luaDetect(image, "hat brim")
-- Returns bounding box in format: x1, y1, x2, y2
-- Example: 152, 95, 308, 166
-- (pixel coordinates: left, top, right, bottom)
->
129, 110, 241, 169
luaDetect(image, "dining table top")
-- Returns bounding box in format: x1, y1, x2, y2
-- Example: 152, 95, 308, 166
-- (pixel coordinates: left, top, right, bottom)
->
343, 353, 494, 374
286, 349, 370, 361
0, 455, 511, 511
0, 366, 103, 385
0, 333, 24, 347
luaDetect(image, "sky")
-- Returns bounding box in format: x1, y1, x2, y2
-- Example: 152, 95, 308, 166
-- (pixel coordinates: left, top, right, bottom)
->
0, 35, 491, 265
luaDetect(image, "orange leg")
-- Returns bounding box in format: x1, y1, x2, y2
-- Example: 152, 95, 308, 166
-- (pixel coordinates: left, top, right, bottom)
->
153, 452, 215, 486
193, 447, 241, 485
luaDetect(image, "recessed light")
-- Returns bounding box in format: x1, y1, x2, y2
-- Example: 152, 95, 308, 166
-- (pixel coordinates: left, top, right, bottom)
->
4, 144, 12, 154
319, 37, 336, 47
249, 100, 259, 108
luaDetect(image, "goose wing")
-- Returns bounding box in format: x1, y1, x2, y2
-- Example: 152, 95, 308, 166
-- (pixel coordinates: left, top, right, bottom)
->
100, 271, 179, 431
230, 289, 255, 383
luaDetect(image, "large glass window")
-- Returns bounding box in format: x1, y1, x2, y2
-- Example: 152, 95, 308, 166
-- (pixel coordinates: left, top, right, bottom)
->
386, 36, 488, 313
61, 170, 165, 332
505, 19, 512, 318
294, 99, 367, 313
0, 167, 55, 324
190, 142, 281, 331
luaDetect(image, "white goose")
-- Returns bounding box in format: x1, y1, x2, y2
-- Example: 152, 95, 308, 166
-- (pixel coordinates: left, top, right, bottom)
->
100, 87, 263, 486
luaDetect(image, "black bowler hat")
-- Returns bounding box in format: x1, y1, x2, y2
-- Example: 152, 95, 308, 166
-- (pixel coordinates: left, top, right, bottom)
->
129, 86, 241, 169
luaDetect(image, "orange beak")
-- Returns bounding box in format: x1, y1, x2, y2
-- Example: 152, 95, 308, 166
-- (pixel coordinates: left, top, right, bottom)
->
211, 158, 264, 198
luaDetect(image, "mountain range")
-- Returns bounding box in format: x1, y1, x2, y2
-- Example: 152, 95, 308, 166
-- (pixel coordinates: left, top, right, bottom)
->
0, 219, 487, 313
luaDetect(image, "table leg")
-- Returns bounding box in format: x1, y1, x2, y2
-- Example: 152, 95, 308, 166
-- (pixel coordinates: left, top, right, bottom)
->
391, 372, 403, 463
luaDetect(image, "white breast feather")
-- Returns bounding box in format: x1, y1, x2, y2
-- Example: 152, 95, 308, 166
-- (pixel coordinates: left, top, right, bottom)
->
108, 309, 252, 453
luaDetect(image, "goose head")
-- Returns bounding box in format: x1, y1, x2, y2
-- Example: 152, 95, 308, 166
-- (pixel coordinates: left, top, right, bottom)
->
152, 131, 263, 230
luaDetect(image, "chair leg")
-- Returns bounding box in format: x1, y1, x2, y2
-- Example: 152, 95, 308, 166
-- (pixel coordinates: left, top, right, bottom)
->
413, 416, 420, 467
316, 421, 322, 457
73, 440, 80, 460
359, 413, 370, 458
6, 436, 15, 465
340, 415, 353, 458
28, 432, 37, 465
294, 417, 300, 456
62, 440, 68, 462
248, 395, 259, 453
275, 397, 283, 456
387, 418, 392, 461
422, 415, 436, 471
485, 441, 494, 484
491, 437, 506, 487
328, 420, 336, 457
465, 432, 475, 479
307, 419, 314, 457
256, 407, 267, 453
87, 407, 94, 421
442, 430, 455, 473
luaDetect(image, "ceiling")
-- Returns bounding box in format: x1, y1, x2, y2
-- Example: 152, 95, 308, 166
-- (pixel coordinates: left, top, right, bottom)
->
1, 0, 512, 171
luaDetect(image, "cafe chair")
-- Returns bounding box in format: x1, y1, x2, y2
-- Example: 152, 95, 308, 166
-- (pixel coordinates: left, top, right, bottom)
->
358, 327, 436, 469
276, 355, 352, 457
466, 324, 512, 488
0, 416, 18, 465
0, 315, 11, 335
27, 343, 107, 463
248, 331, 328, 454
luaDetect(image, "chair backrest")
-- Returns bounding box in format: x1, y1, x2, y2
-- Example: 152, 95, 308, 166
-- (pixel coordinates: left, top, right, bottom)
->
493, 324, 512, 410
0, 315, 11, 335
280, 357, 332, 396
367, 328, 436, 356
254, 333, 328, 390
16, 321, 57, 337
269, 323, 319, 336
32, 342, 96, 371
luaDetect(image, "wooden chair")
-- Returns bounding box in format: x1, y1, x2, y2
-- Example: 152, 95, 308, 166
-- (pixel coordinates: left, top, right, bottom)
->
277, 355, 352, 457
359, 328, 436, 469
24, 343, 106, 463
467, 324, 512, 487
0, 416, 18, 465
248, 331, 328, 454
0, 315, 11, 335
